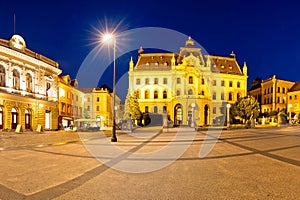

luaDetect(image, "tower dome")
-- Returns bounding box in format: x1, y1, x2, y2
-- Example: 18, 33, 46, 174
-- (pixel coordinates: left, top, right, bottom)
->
185, 36, 194, 47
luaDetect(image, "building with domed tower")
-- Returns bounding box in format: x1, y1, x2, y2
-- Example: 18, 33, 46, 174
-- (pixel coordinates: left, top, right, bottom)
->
128, 37, 248, 126
0, 35, 61, 131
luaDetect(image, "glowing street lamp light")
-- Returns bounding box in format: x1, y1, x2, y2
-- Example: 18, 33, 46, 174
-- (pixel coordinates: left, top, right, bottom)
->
226, 103, 231, 129
102, 33, 117, 142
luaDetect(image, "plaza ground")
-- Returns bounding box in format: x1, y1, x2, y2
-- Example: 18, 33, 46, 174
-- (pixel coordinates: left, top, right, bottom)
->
0, 126, 299, 199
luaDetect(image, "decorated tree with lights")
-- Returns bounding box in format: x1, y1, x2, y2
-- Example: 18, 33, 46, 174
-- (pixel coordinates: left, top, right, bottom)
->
123, 90, 141, 121
230, 95, 260, 126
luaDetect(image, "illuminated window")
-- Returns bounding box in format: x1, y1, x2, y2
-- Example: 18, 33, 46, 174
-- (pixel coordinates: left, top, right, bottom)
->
163, 90, 167, 99
0, 65, 5, 87
189, 76, 193, 84
145, 90, 149, 99
228, 92, 233, 101
154, 90, 158, 99
221, 80, 225, 86
136, 78, 140, 85
26, 73, 32, 92
12, 69, 20, 89
163, 78, 167, 84
136, 90, 140, 98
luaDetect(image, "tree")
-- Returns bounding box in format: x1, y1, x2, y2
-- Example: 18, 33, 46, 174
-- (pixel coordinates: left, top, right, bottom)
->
129, 90, 142, 120
230, 96, 260, 124
122, 90, 141, 121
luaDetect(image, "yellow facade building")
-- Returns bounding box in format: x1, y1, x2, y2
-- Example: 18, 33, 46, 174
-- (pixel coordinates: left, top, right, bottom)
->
248, 75, 294, 114
128, 37, 248, 126
79, 86, 121, 127
58, 75, 85, 129
287, 82, 300, 119
0, 35, 61, 131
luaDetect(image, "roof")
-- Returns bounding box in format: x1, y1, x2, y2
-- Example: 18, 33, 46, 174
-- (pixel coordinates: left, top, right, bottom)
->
134, 53, 174, 71
289, 82, 300, 92
207, 55, 243, 75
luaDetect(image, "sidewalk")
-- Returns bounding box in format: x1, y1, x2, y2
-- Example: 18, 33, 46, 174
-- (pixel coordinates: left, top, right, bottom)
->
0, 130, 81, 149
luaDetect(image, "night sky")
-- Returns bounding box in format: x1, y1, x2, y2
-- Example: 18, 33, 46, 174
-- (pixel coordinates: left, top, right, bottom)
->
1, 0, 300, 100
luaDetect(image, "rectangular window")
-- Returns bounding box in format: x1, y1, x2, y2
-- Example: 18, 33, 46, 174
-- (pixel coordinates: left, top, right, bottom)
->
221, 93, 224, 100
202, 78, 205, 85
213, 107, 216, 114
278, 87, 280, 93
278, 97, 280, 104
154, 78, 158, 84
295, 95, 298, 100
96, 106, 99, 111
189, 76, 193, 84
163, 78, 167, 84
145, 78, 149, 85
136, 78, 140, 85
154, 106, 158, 113
97, 97, 100, 102
283, 88, 285, 93
177, 78, 181, 84
221, 80, 225, 86
237, 82, 240, 88
145, 106, 149, 113
87, 106, 90, 111
229, 81, 233, 87
163, 106, 167, 113
212, 80, 216, 86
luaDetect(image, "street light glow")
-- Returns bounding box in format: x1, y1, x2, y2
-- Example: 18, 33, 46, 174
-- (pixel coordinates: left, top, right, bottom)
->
102, 33, 114, 43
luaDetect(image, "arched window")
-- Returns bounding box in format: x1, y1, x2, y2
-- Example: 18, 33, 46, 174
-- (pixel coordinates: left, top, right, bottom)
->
189, 76, 193, 84
237, 93, 240, 100
188, 89, 193, 95
26, 73, 33, 92
237, 82, 241, 88
0, 65, 5, 87
136, 90, 140, 99
163, 90, 167, 99
12, 69, 20, 89
145, 90, 149, 99
228, 92, 233, 101
154, 90, 158, 99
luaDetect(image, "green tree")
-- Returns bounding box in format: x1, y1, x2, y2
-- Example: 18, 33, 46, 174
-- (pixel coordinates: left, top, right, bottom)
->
123, 90, 131, 120
230, 95, 260, 123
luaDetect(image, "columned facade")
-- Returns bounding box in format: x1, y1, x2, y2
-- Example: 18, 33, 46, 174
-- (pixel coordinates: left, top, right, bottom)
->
129, 37, 248, 126
0, 35, 61, 131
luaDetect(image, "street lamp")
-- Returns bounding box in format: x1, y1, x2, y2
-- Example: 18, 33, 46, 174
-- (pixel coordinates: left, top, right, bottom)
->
102, 33, 117, 142
289, 104, 292, 125
226, 103, 231, 129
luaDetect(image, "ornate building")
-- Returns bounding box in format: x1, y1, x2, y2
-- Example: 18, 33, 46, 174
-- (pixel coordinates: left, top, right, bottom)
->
0, 35, 61, 131
128, 37, 248, 126
248, 75, 294, 114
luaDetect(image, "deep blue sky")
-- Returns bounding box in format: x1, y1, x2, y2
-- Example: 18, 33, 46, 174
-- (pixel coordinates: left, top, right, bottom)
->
1, 0, 300, 100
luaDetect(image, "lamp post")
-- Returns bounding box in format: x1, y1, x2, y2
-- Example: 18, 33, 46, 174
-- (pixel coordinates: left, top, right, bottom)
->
191, 103, 195, 128
289, 104, 292, 125
226, 103, 231, 129
103, 34, 117, 142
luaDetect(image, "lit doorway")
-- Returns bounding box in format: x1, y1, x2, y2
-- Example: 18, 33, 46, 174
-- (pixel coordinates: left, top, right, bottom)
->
11, 108, 18, 129
25, 109, 31, 129
174, 104, 183, 126
45, 110, 51, 129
